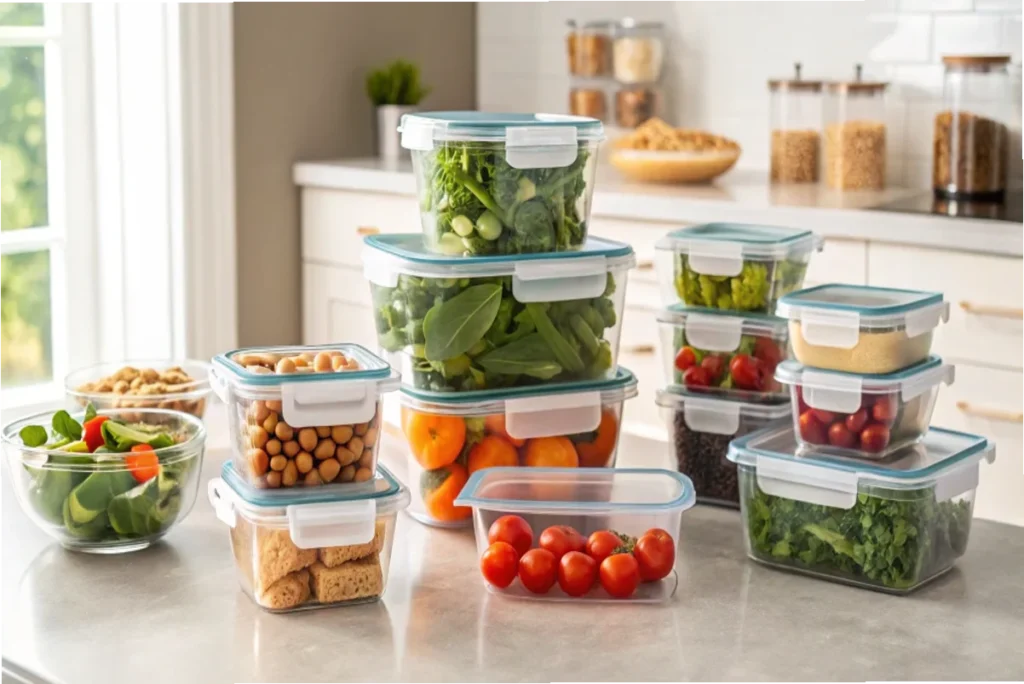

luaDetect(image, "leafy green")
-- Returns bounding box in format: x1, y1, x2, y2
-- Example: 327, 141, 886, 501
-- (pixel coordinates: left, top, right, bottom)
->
526, 303, 584, 373
364, 59, 430, 106
83, 402, 98, 424
19, 425, 47, 448
101, 421, 176, 452
424, 284, 502, 361
51, 410, 82, 441
477, 334, 563, 379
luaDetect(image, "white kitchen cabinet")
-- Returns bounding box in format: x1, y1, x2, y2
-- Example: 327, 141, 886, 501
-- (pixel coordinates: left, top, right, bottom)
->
302, 263, 378, 351
301, 188, 418, 268
804, 238, 867, 287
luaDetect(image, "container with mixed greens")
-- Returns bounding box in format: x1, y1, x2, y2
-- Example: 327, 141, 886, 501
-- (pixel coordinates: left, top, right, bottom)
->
399, 112, 604, 256
2, 406, 205, 553
363, 234, 635, 393
655, 223, 821, 314
727, 423, 994, 593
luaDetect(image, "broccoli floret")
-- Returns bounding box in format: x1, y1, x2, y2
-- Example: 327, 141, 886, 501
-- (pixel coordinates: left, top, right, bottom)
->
509, 199, 555, 252
730, 262, 771, 311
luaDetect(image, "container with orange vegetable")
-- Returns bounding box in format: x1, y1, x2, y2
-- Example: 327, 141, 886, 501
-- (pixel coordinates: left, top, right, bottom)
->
400, 368, 638, 527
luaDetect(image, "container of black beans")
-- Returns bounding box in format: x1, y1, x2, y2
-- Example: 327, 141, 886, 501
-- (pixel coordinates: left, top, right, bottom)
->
656, 389, 790, 507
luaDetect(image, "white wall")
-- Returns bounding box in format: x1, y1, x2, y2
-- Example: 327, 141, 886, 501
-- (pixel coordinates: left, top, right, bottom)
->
477, 0, 1022, 189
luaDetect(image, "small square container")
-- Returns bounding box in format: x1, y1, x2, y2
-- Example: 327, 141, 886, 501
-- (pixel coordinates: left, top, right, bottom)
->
655, 389, 790, 507
777, 284, 950, 374
400, 368, 638, 527
208, 462, 409, 613
656, 223, 822, 313
210, 344, 400, 489
777, 356, 954, 460
658, 306, 790, 402
363, 234, 635, 393
454, 467, 695, 602
728, 424, 995, 593
399, 112, 605, 256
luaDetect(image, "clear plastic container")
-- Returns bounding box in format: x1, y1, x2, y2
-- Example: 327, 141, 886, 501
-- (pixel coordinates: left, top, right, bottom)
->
613, 19, 664, 85
823, 66, 888, 191
655, 389, 790, 507
658, 306, 790, 402
777, 284, 950, 374
728, 424, 995, 593
363, 234, 635, 393
934, 55, 1015, 199
566, 20, 613, 77
778, 356, 954, 460
769, 63, 823, 183
2, 407, 205, 553
209, 344, 400, 490
401, 368, 638, 527
655, 223, 822, 314
208, 462, 409, 613
65, 358, 213, 420
454, 466, 695, 602
399, 112, 604, 256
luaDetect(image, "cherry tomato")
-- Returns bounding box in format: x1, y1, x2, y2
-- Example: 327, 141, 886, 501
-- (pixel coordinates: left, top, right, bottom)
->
798, 410, 827, 445
480, 542, 519, 588
82, 415, 110, 453
518, 548, 557, 594
487, 515, 533, 558
729, 354, 764, 391
682, 365, 712, 388
674, 346, 698, 372
539, 525, 585, 560
557, 551, 598, 597
811, 409, 837, 424
599, 553, 640, 598
753, 336, 783, 369
827, 422, 857, 449
633, 528, 675, 582
872, 395, 899, 427
586, 530, 627, 564
126, 444, 160, 483
795, 386, 809, 414
700, 355, 725, 383
845, 408, 869, 433
860, 424, 891, 453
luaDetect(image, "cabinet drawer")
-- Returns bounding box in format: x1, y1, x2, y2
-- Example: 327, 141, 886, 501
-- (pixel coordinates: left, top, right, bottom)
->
301, 188, 420, 268
804, 238, 867, 288
867, 244, 1022, 369
302, 263, 378, 350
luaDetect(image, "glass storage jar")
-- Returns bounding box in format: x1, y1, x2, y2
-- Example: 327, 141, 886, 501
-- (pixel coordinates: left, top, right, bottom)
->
934, 55, 1015, 199
615, 86, 661, 128
613, 19, 664, 84
567, 20, 613, 77
769, 63, 823, 183
823, 66, 888, 191
569, 87, 608, 121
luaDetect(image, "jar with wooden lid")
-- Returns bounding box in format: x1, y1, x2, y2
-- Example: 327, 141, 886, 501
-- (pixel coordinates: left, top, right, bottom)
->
823, 65, 888, 191
567, 20, 613, 77
934, 55, 1015, 199
570, 87, 608, 122
613, 19, 664, 84
615, 86, 661, 128
769, 63, 823, 183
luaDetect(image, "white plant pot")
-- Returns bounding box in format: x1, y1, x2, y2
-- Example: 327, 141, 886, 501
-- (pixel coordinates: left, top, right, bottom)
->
376, 105, 417, 161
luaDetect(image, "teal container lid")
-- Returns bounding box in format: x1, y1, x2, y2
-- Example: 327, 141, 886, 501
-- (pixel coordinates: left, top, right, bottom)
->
778, 284, 944, 318
656, 223, 822, 260
399, 111, 604, 145
219, 460, 405, 508
211, 343, 391, 387
401, 367, 638, 407
657, 304, 789, 341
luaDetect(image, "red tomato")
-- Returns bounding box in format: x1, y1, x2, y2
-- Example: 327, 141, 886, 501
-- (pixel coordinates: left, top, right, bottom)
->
633, 528, 675, 582
860, 424, 891, 453
753, 336, 783, 369
558, 551, 598, 597
798, 410, 827, 445
827, 422, 857, 449
518, 548, 557, 594
700, 355, 725, 383
480, 542, 519, 588
599, 553, 640, 598
811, 409, 837, 424
126, 444, 160, 483
795, 386, 809, 414
682, 366, 712, 388
82, 415, 110, 453
729, 354, 764, 391
872, 395, 899, 427
586, 530, 627, 564
487, 515, 533, 558
845, 408, 869, 433
674, 347, 698, 372
539, 525, 585, 560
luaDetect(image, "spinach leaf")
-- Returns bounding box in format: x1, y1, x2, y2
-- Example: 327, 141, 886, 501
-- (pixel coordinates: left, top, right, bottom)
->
525, 303, 584, 373
19, 425, 48, 448
424, 284, 502, 361
83, 402, 98, 423
477, 334, 563, 379
101, 421, 176, 452
51, 411, 82, 441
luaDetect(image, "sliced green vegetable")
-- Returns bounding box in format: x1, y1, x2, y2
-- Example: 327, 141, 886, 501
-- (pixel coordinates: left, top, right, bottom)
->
569, 314, 600, 355
526, 303, 584, 373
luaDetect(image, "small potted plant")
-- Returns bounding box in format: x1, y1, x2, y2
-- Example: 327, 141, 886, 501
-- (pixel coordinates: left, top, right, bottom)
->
366, 59, 430, 160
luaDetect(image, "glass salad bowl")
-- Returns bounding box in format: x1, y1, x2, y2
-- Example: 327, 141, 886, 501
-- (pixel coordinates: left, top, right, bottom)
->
2, 407, 206, 553
65, 358, 214, 420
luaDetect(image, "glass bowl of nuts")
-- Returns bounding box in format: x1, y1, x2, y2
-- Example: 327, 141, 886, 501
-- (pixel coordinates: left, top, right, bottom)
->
65, 360, 214, 421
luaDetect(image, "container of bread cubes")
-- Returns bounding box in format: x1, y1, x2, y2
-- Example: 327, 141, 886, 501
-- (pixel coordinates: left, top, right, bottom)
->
209, 462, 410, 612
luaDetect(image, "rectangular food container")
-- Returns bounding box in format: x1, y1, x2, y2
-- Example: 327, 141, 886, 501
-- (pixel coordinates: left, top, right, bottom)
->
777, 356, 954, 460
210, 344, 400, 490
655, 389, 790, 507
209, 462, 409, 613
363, 234, 635, 393
728, 424, 994, 593
658, 305, 790, 402
655, 223, 822, 313
399, 111, 605, 256
401, 368, 638, 527
776, 284, 949, 374
454, 467, 695, 602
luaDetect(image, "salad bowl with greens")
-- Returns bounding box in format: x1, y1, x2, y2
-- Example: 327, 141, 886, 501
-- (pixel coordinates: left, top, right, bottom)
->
2, 406, 205, 553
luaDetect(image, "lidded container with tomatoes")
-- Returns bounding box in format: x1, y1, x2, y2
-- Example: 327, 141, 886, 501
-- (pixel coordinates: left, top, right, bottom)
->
401, 368, 639, 527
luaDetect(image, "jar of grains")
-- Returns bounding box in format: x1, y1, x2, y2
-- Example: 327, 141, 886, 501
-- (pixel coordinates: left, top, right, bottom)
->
769, 63, 823, 183
566, 20, 613, 78
823, 65, 888, 191
613, 19, 664, 84
569, 87, 608, 121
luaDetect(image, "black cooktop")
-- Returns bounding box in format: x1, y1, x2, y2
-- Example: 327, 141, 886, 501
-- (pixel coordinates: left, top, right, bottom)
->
869, 190, 1022, 223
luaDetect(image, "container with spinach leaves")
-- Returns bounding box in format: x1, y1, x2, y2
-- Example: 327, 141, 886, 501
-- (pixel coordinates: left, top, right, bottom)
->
727, 423, 994, 593
2, 406, 205, 553
399, 112, 603, 256
363, 234, 635, 392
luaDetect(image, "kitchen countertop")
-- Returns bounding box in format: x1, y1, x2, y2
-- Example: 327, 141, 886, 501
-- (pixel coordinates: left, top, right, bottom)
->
4, 406, 1024, 683
293, 158, 1023, 257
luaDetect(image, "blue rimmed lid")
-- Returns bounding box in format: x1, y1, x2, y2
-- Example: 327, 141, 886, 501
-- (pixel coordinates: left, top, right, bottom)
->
657, 304, 789, 351
212, 343, 391, 386
655, 223, 822, 276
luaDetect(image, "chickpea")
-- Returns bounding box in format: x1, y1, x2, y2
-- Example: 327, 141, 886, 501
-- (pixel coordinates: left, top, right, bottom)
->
248, 448, 269, 476
304, 470, 322, 486
262, 412, 278, 435
292, 355, 309, 368
282, 460, 298, 487
354, 422, 369, 436
299, 352, 314, 363
314, 439, 336, 460
297, 428, 318, 452
345, 358, 360, 370
276, 358, 296, 374
354, 467, 372, 483
265, 439, 282, 456
266, 400, 283, 413
270, 455, 287, 471
329, 350, 345, 358
358, 448, 374, 469
251, 401, 271, 424
234, 353, 258, 367
295, 451, 314, 474
250, 426, 269, 450
340, 464, 356, 482
318, 458, 341, 483
315, 426, 331, 439
335, 446, 358, 467
283, 440, 300, 458
245, 365, 273, 375
331, 425, 354, 444
331, 355, 348, 372
348, 436, 364, 458
274, 421, 294, 441
313, 352, 333, 372
265, 471, 282, 488
363, 425, 378, 448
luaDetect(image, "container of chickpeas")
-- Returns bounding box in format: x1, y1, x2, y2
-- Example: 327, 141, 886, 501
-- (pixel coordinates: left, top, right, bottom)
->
210, 344, 400, 490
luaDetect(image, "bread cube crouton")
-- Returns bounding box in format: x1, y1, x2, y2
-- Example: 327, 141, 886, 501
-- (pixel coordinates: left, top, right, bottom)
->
309, 555, 383, 604
257, 569, 311, 611
256, 528, 317, 594
318, 519, 386, 568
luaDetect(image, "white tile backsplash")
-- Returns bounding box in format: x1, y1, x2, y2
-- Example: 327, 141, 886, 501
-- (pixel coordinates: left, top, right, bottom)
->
933, 13, 1006, 56
869, 14, 934, 62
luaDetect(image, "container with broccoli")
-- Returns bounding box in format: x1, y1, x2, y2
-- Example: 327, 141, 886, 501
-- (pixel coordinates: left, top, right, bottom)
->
399, 112, 604, 256
362, 234, 635, 392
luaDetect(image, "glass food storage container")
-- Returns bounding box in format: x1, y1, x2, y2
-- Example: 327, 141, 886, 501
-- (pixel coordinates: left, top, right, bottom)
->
401, 368, 638, 527
363, 234, 635, 393
566, 20, 613, 77
769, 63, 823, 183
655, 223, 822, 314
934, 55, 1015, 199
729, 423, 995, 593
823, 65, 888, 191
613, 19, 664, 85
658, 305, 790, 402
399, 112, 605, 256
656, 389, 790, 507
210, 344, 400, 490
777, 356, 954, 460
209, 462, 409, 613
65, 358, 213, 420
569, 87, 608, 121
777, 284, 949, 374
615, 86, 661, 128
2, 407, 206, 553
455, 466, 695, 602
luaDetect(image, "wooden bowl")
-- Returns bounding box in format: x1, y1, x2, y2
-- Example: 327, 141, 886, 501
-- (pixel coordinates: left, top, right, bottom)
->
610, 149, 741, 184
